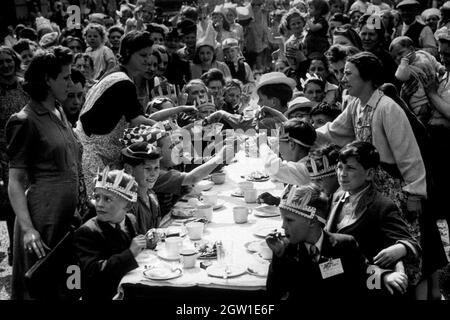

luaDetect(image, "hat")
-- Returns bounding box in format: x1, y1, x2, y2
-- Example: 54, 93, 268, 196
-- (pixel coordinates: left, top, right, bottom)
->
300, 73, 324, 89
116, 3, 135, 17
442, 1, 450, 10
255, 72, 297, 92
396, 0, 420, 9
236, 6, 252, 21
213, 4, 226, 15
94, 167, 138, 202
285, 97, 314, 117
196, 21, 217, 49
222, 38, 239, 50
121, 141, 161, 161
279, 184, 327, 225
89, 13, 107, 24
177, 19, 197, 36
39, 31, 59, 48
146, 22, 169, 35
36, 16, 53, 33
435, 26, 450, 41
421, 8, 441, 20
121, 125, 169, 147
306, 154, 337, 180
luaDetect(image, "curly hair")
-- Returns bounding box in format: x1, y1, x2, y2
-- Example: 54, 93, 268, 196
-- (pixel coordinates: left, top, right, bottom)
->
83, 23, 107, 42
23, 46, 73, 101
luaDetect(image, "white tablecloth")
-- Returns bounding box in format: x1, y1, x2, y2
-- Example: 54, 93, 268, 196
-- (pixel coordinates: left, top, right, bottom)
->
115, 152, 284, 299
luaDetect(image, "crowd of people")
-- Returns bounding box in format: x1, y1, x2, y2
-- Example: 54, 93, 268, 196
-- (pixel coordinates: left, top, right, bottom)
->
1, 0, 450, 301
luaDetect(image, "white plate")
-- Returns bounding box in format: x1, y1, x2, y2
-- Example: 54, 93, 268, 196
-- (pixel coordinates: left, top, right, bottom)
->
213, 199, 225, 210
253, 225, 282, 238
143, 267, 182, 280
244, 240, 264, 253
231, 190, 244, 198
247, 263, 269, 277
254, 205, 280, 217
157, 250, 181, 261
206, 264, 247, 278
196, 180, 214, 191
253, 252, 272, 261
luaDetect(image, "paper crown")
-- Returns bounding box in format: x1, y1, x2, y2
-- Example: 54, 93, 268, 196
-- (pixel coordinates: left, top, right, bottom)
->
300, 73, 324, 88
222, 37, 239, 50
279, 185, 327, 225
306, 154, 337, 180
94, 167, 138, 202
121, 125, 169, 147
39, 31, 59, 48
196, 20, 218, 49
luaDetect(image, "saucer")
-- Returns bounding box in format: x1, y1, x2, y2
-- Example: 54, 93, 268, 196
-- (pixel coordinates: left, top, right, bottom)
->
253, 252, 272, 261
157, 250, 181, 261
231, 190, 244, 198
244, 240, 264, 253
143, 267, 182, 280
213, 199, 225, 210
253, 225, 283, 238
254, 205, 280, 218
206, 263, 247, 278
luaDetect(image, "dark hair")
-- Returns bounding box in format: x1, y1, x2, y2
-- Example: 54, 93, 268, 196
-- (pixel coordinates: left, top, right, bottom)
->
193, 45, 216, 65
258, 83, 293, 108
74, 53, 94, 70
282, 118, 317, 149
284, 8, 306, 30
70, 68, 86, 87
333, 26, 363, 50
12, 38, 37, 54
325, 44, 361, 63
201, 68, 225, 86
19, 28, 38, 42
305, 77, 326, 91
224, 78, 243, 92
330, 13, 350, 24
310, 102, 341, 120
108, 25, 125, 36
180, 6, 199, 22
308, 53, 329, 72
15, 24, 25, 38
146, 23, 166, 36
0, 46, 22, 73
212, 12, 231, 31
358, 14, 386, 48
346, 52, 384, 87
61, 36, 86, 52
309, 143, 341, 168
338, 141, 380, 169
24, 46, 73, 101
119, 31, 154, 64
307, 0, 330, 16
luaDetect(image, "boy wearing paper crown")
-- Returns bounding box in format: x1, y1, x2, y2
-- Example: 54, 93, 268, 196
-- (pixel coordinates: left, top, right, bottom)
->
266, 184, 407, 302
74, 168, 146, 300
222, 37, 254, 85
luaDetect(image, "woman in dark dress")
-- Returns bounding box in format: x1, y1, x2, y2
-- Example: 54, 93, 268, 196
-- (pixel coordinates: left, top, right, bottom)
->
6, 46, 80, 299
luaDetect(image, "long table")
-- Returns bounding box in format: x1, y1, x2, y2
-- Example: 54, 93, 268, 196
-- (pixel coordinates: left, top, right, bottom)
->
115, 152, 285, 300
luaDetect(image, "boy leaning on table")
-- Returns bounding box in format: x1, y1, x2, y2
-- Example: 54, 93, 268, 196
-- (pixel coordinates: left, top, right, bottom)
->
266, 184, 408, 303
73, 168, 146, 300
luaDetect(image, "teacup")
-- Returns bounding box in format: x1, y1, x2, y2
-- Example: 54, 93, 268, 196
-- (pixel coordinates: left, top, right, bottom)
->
244, 188, 257, 203
211, 172, 226, 184
259, 241, 273, 260
185, 222, 204, 240
238, 181, 254, 192
196, 204, 213, 221
233, 206, 252, 224
165, 236, 182, 258
180, 248, 199, 269
201, 191, 218, 206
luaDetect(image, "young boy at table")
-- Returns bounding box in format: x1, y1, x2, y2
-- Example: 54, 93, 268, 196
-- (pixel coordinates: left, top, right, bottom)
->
73, 168, 147, 300
325, 141, 421, 297
122, 139, 162, 235
266, 184, 407, 302
257, 119, 316, 205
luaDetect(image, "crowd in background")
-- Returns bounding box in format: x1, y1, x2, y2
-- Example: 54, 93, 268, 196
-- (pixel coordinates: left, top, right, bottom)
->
1, 0, 450, 301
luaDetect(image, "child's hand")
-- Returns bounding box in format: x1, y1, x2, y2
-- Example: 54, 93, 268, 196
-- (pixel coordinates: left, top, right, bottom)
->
257, 192, 280, 206
373, 244, 407, 267
265, 232, 288, 257
130, 235, 147, 257
383, 271, 408, 295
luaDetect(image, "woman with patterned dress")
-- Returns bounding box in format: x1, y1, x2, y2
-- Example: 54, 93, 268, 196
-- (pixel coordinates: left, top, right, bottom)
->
0, 46, 29, 266
75, 31, 156, 196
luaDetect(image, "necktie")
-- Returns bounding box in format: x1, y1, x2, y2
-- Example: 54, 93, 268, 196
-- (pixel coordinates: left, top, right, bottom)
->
309, 245, 320, 263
